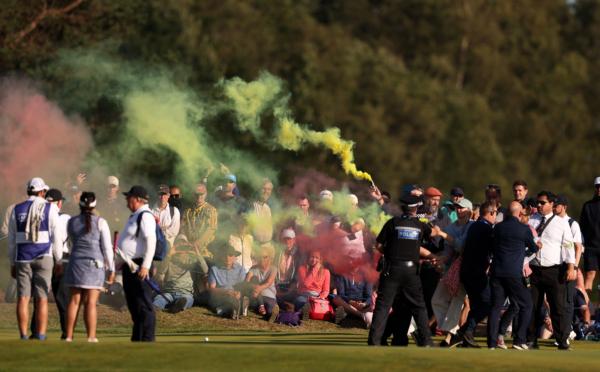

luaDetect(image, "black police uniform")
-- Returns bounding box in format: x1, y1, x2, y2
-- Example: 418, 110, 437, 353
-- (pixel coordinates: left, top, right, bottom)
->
368, 213, 433, 346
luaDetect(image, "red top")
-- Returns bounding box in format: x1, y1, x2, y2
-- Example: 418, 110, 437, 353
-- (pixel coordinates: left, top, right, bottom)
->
297, 265, 330, 299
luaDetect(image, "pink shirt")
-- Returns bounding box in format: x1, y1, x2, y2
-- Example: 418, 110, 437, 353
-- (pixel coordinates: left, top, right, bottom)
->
297, 265, 330, 299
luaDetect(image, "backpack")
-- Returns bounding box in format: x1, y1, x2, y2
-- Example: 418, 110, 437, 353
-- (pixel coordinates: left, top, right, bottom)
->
308, 297, 334, 321
135, 210, 169, 261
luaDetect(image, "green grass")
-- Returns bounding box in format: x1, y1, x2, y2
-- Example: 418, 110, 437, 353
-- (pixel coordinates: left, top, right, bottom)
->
0, 303, 599, 371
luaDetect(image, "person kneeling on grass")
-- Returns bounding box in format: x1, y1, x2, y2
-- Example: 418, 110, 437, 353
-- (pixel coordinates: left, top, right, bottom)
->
243, 244, 279, 322
64, 192, 115, 343
208, 243, 247, 319
330, 265, 374, 328
152, 236, 195, 314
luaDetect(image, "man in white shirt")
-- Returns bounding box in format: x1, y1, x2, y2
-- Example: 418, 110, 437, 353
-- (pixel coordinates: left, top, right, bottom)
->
527, 191, 575, 350
117, 186, 157, 342
553, 194, 584, 338
7, 177, 63, 341
151, 184, 180, 247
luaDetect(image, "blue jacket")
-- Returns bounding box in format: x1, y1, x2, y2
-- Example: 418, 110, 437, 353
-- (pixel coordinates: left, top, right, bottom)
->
460, 218, 494, 280
491, 215, 538, 278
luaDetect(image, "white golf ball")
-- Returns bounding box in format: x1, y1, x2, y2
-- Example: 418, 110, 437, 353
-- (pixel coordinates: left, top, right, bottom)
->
204, 337, 209, 342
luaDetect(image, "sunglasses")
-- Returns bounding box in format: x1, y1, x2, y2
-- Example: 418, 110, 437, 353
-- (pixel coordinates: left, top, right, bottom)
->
171, 194, 181, 199
537, 200, 547, 205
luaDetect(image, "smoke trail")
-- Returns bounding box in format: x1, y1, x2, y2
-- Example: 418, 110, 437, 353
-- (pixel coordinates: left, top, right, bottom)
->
222, 73, 374, 184
0, 78, 92, 203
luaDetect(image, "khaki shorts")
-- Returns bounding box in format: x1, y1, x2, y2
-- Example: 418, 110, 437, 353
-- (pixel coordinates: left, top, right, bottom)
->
16, 255, 53, 299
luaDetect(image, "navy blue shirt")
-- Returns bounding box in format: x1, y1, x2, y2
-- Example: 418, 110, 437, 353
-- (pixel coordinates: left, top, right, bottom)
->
460, 218, 494, 280
491, 215, 538, 278
334, 273, 373, 306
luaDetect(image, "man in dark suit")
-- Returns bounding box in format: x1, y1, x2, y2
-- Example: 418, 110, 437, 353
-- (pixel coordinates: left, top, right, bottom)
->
457, 201, 496, 347
487, 201, 538, 350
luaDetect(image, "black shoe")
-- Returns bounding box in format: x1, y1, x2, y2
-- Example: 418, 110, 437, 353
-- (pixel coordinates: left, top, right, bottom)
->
557, 343, 571, 350
448, 333, 462, 348
167, 297, 188, 314
439, 340, 450, 347
462, 331, 480, 348
526, 342, 539, 350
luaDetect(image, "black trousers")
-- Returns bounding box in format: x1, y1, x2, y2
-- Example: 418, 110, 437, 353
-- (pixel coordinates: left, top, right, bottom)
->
488, 276, 532, 347
461, 275, 491, 335
368, 263, 431, 346
527, 265, 568, 346
123, 260, 156, 342
419, 265, 440, 319
565, 278, 576, 329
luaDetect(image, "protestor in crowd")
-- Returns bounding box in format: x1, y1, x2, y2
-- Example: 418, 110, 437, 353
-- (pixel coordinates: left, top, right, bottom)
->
487, 201, 538, 350
275, 228, 302, 297
431, 198, 474, 347
229, 215, 254, 273
456, 201, 496, 348
251, 179, 274, 245
99, 175, 128, 229
213, 174, 247, 224
182, 183, 217, 301
293, 250, 331, 318
8, 178, 63, 340
580, 177, 600, 301
168, 184, 184, 213
292, 194, 316, 233
64, 192, 115, 342
440, 187, 464, 223
485, 184, 508, 222
417, 186, 450, 325
527, 191, 575, 350
43, 189, 71, 339
152, 184, 180, 248
554, 194, 585, 336
116, 186, 157, 342
153, 236, 195, 314
513, 180, 529, 204
208, 243, 248, 319
368, 195, 441, 347
244, 244, 279, 321
369, 185, 399, 216
331, 262, 374, 328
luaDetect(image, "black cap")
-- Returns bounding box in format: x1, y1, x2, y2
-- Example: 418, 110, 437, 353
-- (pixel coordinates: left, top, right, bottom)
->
123, 185, 149, 200
45, 189, 65, 202
80, 192, 97, 207
555, 194, 569, 206
450, 187, 464, 197
399, 194, 423, 208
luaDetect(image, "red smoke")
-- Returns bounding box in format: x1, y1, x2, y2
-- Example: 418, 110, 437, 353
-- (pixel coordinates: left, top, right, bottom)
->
0, 79, 92, 205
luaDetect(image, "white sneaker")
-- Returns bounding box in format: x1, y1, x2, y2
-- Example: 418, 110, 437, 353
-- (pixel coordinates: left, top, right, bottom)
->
87, 337, 98, 343
512, 343, 529, 350
497, 335, 508, 349
64, 338, 73, 343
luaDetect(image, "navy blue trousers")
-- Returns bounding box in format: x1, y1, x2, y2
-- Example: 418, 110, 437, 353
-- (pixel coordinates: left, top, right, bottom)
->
488, 276, 532, 347
123, 260, 156, 342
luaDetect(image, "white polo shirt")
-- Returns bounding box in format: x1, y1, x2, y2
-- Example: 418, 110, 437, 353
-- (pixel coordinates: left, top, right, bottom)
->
117, 204, 156, 269
151, 203, 180, 246
529, 213, 575, 266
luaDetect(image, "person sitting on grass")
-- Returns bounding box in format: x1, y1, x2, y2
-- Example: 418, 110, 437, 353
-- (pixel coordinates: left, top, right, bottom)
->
207, 243, 248, 319
294, 249, 330, 318
244, 244, 279, 321
152, 235, 195, 314
331, 263, 374, 328
275, 228, 302, 297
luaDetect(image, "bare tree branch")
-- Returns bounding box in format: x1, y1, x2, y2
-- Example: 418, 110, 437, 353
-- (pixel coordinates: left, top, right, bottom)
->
7, 0, 84, 47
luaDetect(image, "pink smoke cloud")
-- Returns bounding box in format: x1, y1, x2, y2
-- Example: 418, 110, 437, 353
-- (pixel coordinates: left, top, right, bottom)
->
0, 78, 92, 204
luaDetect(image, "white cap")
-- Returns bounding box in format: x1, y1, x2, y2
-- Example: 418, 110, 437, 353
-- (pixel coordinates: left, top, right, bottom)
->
594, 177, 600, 186
281, 228, 296, 239
107, 175, 119, 187
348, 194, 358, 206
27, 177, 49, 192
319, 189, 333, 201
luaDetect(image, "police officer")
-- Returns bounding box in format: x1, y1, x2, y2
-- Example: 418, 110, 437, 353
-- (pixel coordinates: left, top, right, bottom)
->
368, 195, 440, 346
